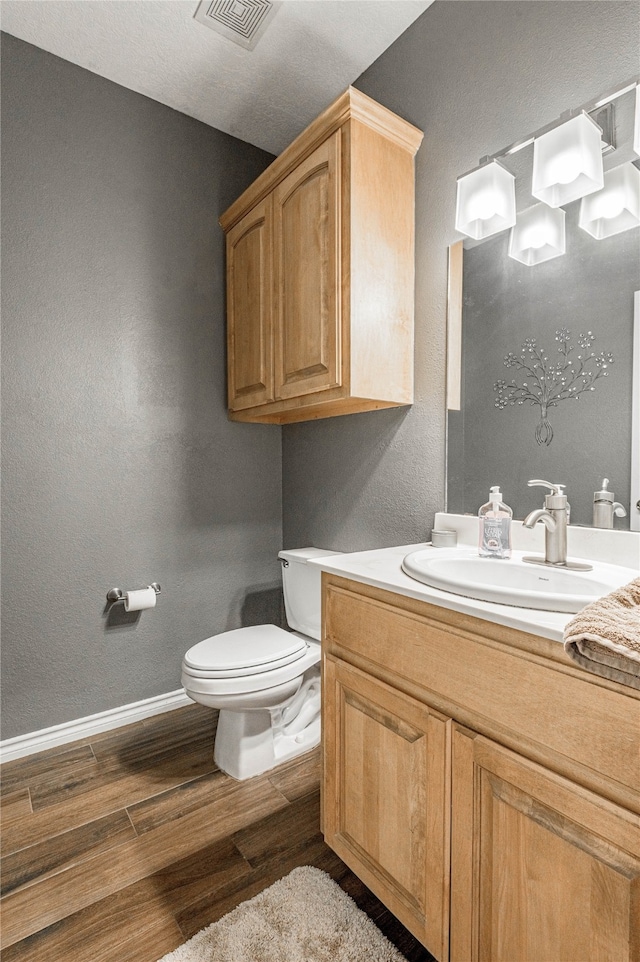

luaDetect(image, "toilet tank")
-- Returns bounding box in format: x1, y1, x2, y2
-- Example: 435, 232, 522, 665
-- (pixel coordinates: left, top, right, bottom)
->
278, 547, 340, 641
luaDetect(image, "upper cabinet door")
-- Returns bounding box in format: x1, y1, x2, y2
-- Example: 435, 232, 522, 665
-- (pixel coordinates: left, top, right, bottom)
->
226, 196, 273, 411
273, 132, 341, 401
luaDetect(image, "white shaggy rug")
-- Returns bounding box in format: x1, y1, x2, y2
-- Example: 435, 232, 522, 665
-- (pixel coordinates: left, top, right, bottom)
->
158, 866, 408, 962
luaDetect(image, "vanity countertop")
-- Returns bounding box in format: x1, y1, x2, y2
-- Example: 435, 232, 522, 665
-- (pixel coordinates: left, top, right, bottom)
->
310, 543, 586, 644
309, 512, 639, 645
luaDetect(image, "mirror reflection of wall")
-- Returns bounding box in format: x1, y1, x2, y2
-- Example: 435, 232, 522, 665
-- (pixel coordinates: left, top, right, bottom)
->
447, 82, 640, 528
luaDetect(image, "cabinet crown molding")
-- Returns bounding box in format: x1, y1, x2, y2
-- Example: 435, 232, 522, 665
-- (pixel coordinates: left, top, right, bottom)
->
220, 86, 423, 232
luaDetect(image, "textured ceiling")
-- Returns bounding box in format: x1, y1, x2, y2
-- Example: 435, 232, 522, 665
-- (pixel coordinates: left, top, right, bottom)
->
0, 0, 432, 154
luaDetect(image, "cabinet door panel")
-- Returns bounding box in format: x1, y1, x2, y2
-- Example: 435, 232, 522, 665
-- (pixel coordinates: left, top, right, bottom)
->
451, 726, 640, 962
273, 133, 341, 400
323, 655, 450, 960
226, 198, 273, 410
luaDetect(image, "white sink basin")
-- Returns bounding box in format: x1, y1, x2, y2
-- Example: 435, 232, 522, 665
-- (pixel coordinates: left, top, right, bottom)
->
401, 547, 637, 613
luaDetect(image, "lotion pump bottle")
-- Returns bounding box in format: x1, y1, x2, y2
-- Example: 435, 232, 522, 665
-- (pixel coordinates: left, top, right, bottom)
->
593, 479, 627, 528
478, 486, 513, 559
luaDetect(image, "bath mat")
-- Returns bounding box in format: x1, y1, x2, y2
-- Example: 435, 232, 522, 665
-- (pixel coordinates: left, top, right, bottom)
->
157, 865, 408, 962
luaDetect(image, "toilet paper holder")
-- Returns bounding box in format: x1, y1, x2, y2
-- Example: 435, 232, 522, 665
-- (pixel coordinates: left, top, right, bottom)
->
106, 583, 161, 604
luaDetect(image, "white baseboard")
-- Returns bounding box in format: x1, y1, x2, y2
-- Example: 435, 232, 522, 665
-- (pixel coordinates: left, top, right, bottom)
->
0, 689, 193, 763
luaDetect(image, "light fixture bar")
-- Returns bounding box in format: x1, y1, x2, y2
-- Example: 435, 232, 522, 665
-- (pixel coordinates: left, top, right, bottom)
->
594, 80, 638, 110
467, 76, 639, 172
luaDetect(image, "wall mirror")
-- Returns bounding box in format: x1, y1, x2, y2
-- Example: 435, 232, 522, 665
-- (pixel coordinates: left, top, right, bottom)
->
446, 80, 640, 530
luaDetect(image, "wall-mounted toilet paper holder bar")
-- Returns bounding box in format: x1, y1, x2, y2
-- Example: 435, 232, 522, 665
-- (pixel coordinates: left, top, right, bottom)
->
107, 583, 161, 603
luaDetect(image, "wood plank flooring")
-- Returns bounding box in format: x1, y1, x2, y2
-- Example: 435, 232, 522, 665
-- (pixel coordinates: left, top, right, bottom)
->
1, 704, 435, 962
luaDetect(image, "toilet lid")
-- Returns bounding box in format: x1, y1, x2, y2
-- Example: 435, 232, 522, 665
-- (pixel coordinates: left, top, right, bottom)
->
183, 624, 308, 676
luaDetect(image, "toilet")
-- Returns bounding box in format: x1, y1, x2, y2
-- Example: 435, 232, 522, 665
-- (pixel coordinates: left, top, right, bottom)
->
181, 547, 338, 780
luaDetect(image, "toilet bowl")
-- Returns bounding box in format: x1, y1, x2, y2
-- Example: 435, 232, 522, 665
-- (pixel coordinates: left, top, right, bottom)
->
181, 547, 338, 780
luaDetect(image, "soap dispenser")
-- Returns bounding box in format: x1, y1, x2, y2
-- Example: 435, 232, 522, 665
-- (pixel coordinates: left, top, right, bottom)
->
478, 486, 513, 558
593, 479, 627, 528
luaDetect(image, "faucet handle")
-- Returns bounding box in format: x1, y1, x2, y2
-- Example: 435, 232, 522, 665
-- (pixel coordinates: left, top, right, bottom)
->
528, 479, 565, 495
527, 479, 567, 508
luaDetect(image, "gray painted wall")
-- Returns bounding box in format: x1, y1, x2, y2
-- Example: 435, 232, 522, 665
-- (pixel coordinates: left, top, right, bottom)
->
282, 1, 640, 551
1, 34, 280, 740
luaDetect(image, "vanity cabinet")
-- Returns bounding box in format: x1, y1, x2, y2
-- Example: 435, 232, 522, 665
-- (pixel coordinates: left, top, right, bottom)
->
451, 727, 640, 962
220, 88, 423, 423
323, 656, 451, 958
321, 574, 640, 962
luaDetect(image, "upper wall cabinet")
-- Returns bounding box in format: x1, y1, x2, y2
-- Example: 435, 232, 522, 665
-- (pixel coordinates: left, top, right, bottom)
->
220, 88, 424, 424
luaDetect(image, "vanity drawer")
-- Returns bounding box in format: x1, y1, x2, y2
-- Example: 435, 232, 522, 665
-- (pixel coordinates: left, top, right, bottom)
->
323, 575, 640, 810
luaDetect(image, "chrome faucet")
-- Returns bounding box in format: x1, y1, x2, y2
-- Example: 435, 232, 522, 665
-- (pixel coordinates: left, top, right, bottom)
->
522, 480, 592, 571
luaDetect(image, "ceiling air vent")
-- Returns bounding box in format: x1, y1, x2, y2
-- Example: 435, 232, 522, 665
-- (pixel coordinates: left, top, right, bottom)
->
194, 0, 280, 51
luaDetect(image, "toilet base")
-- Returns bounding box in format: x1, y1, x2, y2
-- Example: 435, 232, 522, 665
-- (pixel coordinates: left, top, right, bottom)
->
213, 667, 321, 780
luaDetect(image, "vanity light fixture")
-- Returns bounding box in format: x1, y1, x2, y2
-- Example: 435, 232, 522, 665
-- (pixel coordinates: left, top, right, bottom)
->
579, 162, 640, 239
532, 112, 604, 208
508, 203, 566, 266
455, 160, 516, 240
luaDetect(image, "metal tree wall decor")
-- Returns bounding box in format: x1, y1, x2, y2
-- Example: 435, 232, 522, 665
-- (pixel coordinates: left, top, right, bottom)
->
494, 329, 613, 445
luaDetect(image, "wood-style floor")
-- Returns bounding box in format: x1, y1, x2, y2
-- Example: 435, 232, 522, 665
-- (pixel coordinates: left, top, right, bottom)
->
0, 704, 435, 962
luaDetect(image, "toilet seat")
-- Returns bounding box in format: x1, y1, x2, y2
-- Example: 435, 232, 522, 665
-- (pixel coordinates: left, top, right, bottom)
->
182, 637, 321, 698
183, 624, 308, 678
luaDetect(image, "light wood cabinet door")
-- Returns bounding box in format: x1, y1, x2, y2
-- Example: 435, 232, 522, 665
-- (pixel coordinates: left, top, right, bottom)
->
451, 725, 640, 962
323, 655, 451, 960
226, 196, 273, 411
221, 88, 422, 422
273, 132, 341, 400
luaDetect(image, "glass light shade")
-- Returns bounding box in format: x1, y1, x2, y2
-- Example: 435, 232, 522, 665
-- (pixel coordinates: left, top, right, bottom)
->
634, 85, 640, 157
532, 113, 604, 208
579, 163, 640, 239
508, 204, 566, 266
455, 161, 516, 239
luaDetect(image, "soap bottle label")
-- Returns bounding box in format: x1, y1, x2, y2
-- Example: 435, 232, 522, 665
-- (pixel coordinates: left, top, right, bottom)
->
479, 517, 511, 557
